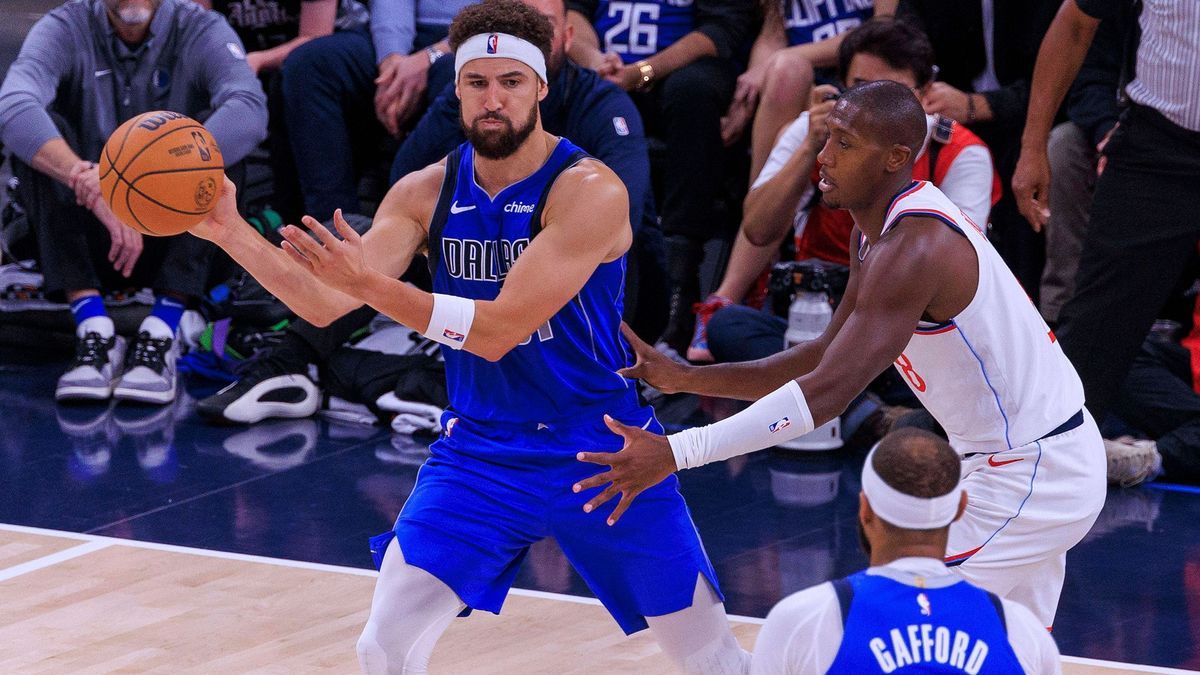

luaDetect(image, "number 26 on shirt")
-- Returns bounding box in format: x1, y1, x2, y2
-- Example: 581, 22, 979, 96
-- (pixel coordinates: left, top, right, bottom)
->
603, 2, 660, 55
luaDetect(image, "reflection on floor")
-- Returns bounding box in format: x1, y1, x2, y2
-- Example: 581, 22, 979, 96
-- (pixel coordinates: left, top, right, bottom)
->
1, 354, 1198, 670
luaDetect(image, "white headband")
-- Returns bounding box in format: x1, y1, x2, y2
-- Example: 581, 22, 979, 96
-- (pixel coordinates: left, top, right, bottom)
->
454, 32, 547, 83
861, 445, 963, 529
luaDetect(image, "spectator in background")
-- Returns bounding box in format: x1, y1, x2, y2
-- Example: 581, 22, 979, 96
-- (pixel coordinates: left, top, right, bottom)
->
280, 0, 475, 224
0, 0, 267, 404
197, 0, 369, 224
690, 17, 1000, 364
198, 0, 367, 74
724, 0, 897, 181
566, 0, 756, 351
196, 0, 666, 424
898, 0, 1059, 299
1035, 6, 1127, 326
1013, 0, 1200, 457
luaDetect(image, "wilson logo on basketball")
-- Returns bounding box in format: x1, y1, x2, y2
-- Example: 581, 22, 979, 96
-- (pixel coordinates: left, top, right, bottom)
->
135, 110, 187, 131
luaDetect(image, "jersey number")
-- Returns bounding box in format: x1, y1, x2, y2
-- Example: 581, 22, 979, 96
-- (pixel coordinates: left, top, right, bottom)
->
604, 2, 660, 55
518, 320, 555, 346
895, 353, 927, 393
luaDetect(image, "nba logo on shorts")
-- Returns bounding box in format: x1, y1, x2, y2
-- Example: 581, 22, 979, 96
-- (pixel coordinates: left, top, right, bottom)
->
769, 417, 791, 433
443, 329, 466, 343
487, 34, 499, 54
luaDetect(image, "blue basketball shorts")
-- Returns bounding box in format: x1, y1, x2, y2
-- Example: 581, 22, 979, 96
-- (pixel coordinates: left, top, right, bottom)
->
369, 405, 722, 635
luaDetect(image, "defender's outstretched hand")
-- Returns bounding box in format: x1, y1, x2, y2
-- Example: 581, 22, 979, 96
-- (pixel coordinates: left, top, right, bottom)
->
574, 415, 677, 525
280, 209, 369, 296
616, 323, 691, 394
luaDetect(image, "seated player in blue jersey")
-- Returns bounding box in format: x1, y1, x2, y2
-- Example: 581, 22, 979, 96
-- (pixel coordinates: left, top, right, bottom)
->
751, 429, 1061, 674
189, 1, 749, 672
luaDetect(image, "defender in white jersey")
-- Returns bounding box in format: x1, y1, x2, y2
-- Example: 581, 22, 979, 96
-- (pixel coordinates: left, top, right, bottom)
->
575, 81, 1106, 628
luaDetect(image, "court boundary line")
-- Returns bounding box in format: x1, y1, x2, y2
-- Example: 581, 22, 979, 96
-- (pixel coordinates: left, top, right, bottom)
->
0, 540, 112, 582
0, 522, 1192, 674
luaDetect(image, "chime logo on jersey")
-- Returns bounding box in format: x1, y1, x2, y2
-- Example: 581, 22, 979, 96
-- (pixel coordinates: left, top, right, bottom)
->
487, 34, 499, 53
504, 201, 535, 214
442, 237, 531, 282
769, 417, 792, 433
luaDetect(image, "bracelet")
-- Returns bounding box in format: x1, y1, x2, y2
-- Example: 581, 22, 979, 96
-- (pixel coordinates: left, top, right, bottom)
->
635, 60, 654, 90
966, 94, 977, 124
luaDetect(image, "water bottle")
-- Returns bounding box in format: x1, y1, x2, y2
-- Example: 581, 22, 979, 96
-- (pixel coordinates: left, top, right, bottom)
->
779, 271, 843, 451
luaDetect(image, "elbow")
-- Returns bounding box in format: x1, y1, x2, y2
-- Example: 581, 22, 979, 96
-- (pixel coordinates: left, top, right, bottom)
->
743, 223, 774, 248
475, 343, 511, 363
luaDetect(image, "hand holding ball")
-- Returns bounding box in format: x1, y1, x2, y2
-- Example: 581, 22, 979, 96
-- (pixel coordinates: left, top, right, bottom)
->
98, 111, 224, 236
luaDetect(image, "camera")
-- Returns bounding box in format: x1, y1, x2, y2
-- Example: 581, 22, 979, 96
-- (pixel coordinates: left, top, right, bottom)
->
767, 259, 850, 315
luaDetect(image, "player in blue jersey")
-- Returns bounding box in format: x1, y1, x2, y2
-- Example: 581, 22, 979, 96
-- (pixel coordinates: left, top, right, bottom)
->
752, 429, 1060, 674
191, 1, 748, 672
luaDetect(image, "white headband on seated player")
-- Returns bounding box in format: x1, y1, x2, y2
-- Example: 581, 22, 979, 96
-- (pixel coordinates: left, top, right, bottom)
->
454, 32, 548, 83
860, 444, 963, 529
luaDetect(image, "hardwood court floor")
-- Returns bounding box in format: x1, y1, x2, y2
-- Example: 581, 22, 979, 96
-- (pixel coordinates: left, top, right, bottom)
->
0, 526, 1188, 674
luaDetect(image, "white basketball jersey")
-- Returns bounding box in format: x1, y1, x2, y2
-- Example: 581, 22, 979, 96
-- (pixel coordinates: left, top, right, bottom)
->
874, 182, 1084, 455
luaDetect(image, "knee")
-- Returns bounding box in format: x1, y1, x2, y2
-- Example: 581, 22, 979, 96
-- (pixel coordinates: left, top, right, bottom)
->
281, 36, 348, 98
760, 50, 814, 109
355, 622, 391, 675
356, 617, 431, 675
660, 62, 730, 113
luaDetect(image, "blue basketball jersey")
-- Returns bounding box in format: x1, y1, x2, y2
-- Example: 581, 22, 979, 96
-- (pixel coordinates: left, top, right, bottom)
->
426, 138, 639, 425
594, 0, 695, 64
826, 571, 1024, 674
782, 0, 873, 47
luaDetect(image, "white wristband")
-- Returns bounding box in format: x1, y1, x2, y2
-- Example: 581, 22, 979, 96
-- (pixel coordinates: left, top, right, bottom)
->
667, 380, 815, 470
423, 293, 475, 350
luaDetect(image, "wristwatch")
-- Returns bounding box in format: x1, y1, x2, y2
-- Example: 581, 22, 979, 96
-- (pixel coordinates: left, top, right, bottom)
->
426, 46, 447, 66
635, 60, 655, 90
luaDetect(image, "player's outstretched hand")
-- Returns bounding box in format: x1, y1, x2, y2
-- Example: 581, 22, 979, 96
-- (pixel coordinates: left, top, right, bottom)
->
574, 415, 677, 526
280, 208, 369, 296
616, 323, 691, 394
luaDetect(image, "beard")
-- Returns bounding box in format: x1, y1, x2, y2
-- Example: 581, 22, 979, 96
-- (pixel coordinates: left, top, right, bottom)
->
463, 100, 539, 160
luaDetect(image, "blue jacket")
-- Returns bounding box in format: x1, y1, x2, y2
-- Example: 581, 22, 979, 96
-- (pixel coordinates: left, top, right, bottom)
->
389, 61, 656, 235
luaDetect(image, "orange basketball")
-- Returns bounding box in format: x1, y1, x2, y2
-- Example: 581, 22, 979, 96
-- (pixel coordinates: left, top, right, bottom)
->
98, 111, 224, 236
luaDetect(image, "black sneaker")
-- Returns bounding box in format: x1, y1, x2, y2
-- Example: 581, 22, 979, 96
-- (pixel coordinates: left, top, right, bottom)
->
196, 352, 320, 424
114, 331, 179, 404
56, 332, 126, 401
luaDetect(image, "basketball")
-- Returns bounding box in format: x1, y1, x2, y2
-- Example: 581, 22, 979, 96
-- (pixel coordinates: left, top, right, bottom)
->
98, 111, 224, 236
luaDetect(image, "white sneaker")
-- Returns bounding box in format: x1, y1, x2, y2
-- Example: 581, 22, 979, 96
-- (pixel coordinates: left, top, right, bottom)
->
114, 331, 179, 404
1104, 435, 1163, 488
56, 333, 126, 401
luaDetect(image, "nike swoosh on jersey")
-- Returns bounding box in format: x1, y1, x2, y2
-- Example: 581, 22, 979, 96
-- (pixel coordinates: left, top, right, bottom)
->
95, 69, 112, 78
449, 201, 476, 214
987, 455, 1024, 467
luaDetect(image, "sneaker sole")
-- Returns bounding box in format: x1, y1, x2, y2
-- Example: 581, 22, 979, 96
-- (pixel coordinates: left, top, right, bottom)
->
56, 386, 114, 401
214, 376, 321, 424
113, 385, 177, 404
